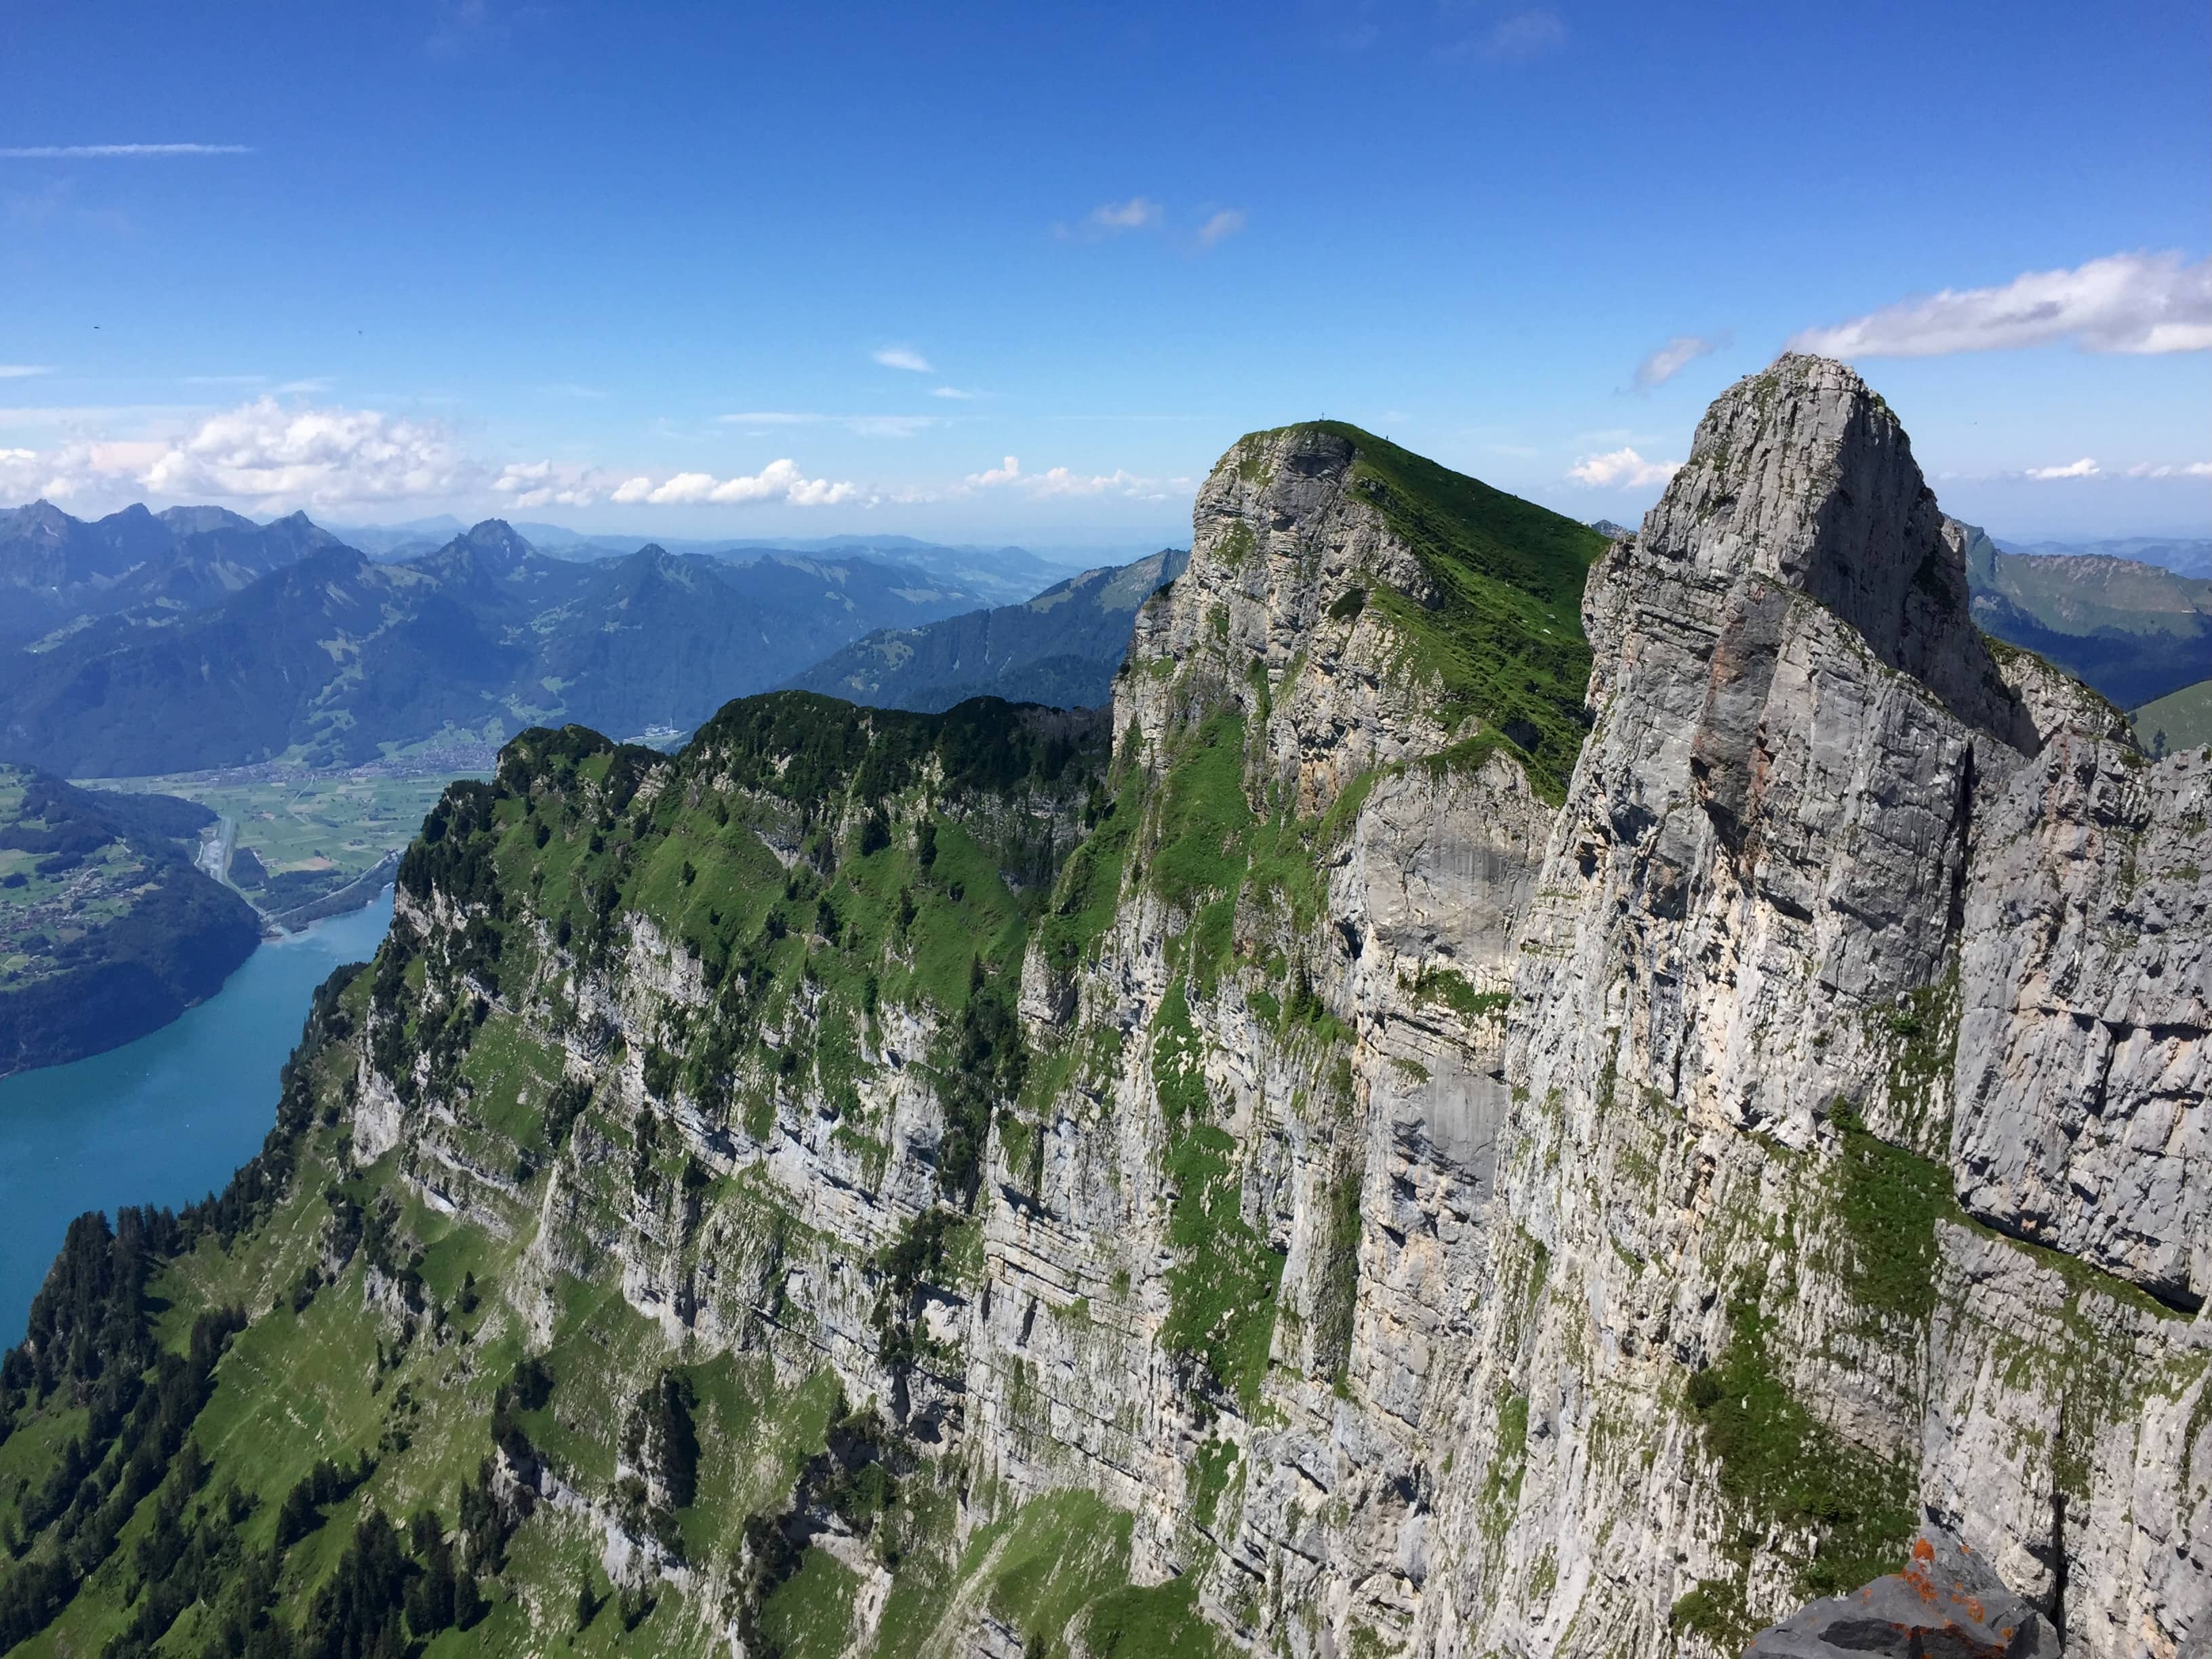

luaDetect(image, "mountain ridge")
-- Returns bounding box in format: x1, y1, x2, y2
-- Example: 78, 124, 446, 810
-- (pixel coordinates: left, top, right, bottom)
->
780, 546, 1190, 712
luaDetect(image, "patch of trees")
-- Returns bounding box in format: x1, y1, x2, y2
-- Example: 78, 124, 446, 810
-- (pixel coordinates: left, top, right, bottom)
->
0, 1305, 243, 1649
396, 780, 502, 909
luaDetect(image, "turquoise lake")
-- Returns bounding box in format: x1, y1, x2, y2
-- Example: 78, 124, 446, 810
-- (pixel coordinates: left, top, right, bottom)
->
0, 889, 394, 1340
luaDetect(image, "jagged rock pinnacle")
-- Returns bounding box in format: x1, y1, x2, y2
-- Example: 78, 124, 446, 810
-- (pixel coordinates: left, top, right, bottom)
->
1636, 352, 2028, 744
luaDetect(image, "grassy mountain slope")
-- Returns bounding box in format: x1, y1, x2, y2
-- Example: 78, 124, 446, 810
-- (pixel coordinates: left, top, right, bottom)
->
0, 765, 260, 1076
2128, 677, 2212, 755
1306, 420, 1607, 799
782, 547, 1188, 713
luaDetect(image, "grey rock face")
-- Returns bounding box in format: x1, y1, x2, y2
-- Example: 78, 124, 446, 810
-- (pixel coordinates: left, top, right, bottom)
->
1953, 729, 2210, 1308
1637, 354, 2030, 748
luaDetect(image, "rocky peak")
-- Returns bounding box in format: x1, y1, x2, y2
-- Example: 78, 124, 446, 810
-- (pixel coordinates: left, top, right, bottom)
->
1121, 420, 1604, 814
1634, 353, 2028, 746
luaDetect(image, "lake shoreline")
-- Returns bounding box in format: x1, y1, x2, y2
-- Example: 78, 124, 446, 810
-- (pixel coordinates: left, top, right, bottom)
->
0, 887, 394, 1339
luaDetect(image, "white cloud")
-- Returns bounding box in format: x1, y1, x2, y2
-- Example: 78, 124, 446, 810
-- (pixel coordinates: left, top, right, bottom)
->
2125, 460, 2212, 479
1085, 197, 1162, 234
1196, 209, 1247, 248
717, 411, 826, 426
0, 397, 870, 516
931, 386, 979, 400
1569, 447, 1680, 488
1633, 334, 1724, 388
138, 397, 472, 508
0, 144, 252, 159
872, 345, 933, 373
621, 459, 857, 508
1788, 252, 2212, 359
961, 454, 1163, 498
0, 444, 91, 502
1030, 466, 1143, 498
2025, 458, 2101, 481
493, 460, 609, 509
0, 365, 51, 379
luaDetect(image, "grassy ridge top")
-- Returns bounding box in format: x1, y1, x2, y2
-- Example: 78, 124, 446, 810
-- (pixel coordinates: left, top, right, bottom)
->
1249, 421, 1610, 801
1298, 421, 1606, 616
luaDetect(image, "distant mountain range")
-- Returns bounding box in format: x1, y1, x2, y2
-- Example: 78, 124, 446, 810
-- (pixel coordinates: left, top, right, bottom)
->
0, 512, 993, 777
783, 547, 1189, 713
1992, 533, 2210, 580
0, 501, 348, 645
324, 518, 1092, 606
1958, 521, 2211, 709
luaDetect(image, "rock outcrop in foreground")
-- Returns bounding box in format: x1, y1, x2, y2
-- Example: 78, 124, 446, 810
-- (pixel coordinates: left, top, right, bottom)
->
2, 357, 2203, 1657
1746, 1530, 2060, 1658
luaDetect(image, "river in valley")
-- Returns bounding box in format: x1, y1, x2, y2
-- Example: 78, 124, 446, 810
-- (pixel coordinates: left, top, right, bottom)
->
0, 889, 394, 1340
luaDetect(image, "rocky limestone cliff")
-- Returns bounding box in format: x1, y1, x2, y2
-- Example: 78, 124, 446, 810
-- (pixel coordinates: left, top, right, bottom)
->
343, 357, 2203, 1656
8, 356, 2200, 1659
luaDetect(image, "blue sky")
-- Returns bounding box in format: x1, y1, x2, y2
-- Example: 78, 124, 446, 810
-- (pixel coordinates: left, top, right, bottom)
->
1, 0, 2205, 546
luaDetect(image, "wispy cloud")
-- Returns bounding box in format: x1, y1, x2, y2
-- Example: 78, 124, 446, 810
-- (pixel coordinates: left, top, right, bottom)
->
2025, 457, 2101, 481
0, 144, 252, 159
931, 386, 980, 401
1568, 446, 1680, 488
0, 365, 51, 380
1087, 197, 1161, 233
717, 411, 825, 426
2125, 460, 2212, 479
541, 382, 606, 399
849, 415, 934, 439
1058, 197, 1166, 241
1633, 333, 1726, 388
1789, 252, 2212, 359
872, 344, 933, 373
1196, 209, 1248, 248
1443, 9, 1566, 61
611, 460, 856, 508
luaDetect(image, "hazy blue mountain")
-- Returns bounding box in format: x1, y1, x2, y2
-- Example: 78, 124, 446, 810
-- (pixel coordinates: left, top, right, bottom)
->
782, 547, 1188, 712
0, 522, 990, 776
321, 513, 468, 559
0, 500, 349, 643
